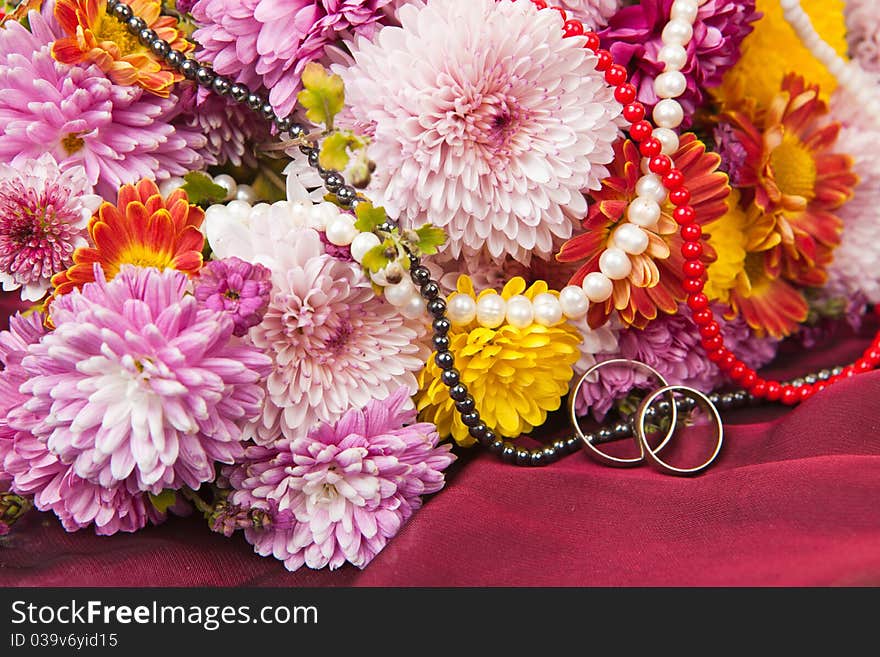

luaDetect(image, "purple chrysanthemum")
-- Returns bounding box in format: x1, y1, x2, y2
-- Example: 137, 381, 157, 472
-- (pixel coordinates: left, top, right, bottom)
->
0, 12, 207, 199
599, 0, 760, 127
558, 0, 621, 28
0, 154, 101, 302
191, 0, 397, 118
195, 257, 272, 337
178, 86, 271, 168
18, 266, 272, 494
225, 387, 455, 571
575, 304, 778, 418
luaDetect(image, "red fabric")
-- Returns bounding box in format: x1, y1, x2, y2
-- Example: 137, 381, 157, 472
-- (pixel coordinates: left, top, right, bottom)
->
1, 297, 879, 585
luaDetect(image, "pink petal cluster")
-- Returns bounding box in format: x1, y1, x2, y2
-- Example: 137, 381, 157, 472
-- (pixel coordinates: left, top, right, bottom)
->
191, 0, 397, 118
599, 0, 760, 127
0, 311, 163, 534
846, 0, 880, 73
205, 204, 429, 445
194, 257, 272, 336
18, 266, 272, 495
825, 87, 880, 304
558, 0, 621, 28
0, 154, 101, 302
225, 387, 455, 571
0, 12, 207, 199
337, 0, 621, 264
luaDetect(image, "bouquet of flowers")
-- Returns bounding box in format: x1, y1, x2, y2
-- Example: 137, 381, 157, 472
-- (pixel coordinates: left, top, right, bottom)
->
1, 0, 878, 573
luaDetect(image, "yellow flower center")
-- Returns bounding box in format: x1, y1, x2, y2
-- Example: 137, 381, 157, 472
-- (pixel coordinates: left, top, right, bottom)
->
111, 246, 175, 278
768, 133, 817, 201
61, 133, 85, 155
97, 8, 143, 57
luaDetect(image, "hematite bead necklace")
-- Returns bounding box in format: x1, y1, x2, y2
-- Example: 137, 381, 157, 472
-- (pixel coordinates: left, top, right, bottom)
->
105, 0, 874, 467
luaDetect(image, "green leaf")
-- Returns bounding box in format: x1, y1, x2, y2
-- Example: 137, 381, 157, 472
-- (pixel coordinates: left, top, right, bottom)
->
361, 242, 394, 273
296, 62, 345, 130
319, 132, 354, 171
149, 490, 178, 514
181, 171, 228, 206
353, 201, 389, 233
414, 224, 448, 256
319, 131, 367, 172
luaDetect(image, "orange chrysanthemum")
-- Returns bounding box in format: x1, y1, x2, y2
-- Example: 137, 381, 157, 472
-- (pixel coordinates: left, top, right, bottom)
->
51, 179, 205, 297
722, 74, 857, 286
556, 134, 728, 329
51, 0, 194, 97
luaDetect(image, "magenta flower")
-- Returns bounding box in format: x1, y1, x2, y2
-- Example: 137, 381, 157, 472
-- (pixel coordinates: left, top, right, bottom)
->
0, 12, 207, 198
0, 154, 101, 302
191, 0, 397, 118
599, 0, 760, 127
195, 257, 272, 337
225, 387, 456, 571
19, 266, 272, 494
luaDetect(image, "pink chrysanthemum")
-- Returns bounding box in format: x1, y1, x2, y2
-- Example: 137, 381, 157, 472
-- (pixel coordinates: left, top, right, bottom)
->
846, 0, 880, 73
205, 204, 429, 444
0, 12, 207, 199
225, 387, 455, 571
558, 0, 621, 28
825, 87, 880, 303
0, 310, 161, 534
338, 0, 620, 264
194, 256, 272, 337
18, 266, 271, 494
179, 86, 271, 168
191, 0, 397, 118
0, 154, 101, 302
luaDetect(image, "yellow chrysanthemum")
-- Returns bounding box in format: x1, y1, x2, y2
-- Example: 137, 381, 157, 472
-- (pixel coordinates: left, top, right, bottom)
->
713, 0, 848, 114
704, 190, 748, 303
415, 276, 581, 447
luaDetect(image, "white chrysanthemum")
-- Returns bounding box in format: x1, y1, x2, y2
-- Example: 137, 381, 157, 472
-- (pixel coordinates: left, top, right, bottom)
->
204, 198, 429, 445
337, 0, 621, 264
826, 85, 880, 303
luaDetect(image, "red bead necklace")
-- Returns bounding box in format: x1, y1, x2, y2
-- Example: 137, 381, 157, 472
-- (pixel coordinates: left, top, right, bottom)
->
536, 0, 880, 407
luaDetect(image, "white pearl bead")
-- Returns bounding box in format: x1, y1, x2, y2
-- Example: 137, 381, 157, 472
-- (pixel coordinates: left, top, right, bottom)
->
599, 247, 632, 281
505, 295, 534, 329
670, 0, 699, 23
384, 281, 414, 307
532, 293, 563, 327
310, 202, 341, 230
235, 184, 258, 204
447, 293, 477, 325
653, 98, 684, 129
582, 272, 614, 303
400, 294, 427, 320
559, 286, 590, 319
158, 176, 184, 197
661, 19, 693, 46
627, 197, 661, 227
225, 200, 253, 222
641, 157, 653, 175
475, 293, 507, 329
657, 44, 688, 72
653, 127, 680, 155
613, 223, 650, 255
654, 71, 687, 99
213, 174, 238, 201
349, 232, 381, 263
635, 174, 667, 204
325, 216, 358, 246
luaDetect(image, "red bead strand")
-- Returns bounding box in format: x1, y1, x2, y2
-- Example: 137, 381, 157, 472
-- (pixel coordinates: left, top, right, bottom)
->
547, 3, 880, 406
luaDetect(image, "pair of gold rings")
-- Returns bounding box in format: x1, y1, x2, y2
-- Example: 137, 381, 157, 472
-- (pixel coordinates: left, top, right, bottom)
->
569, 359, 723, 476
